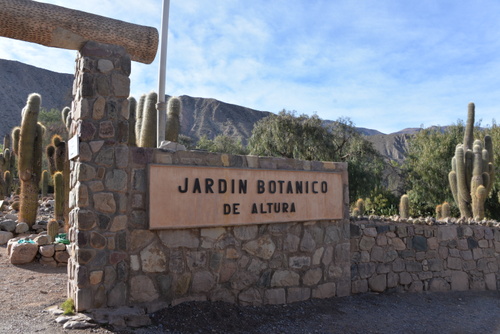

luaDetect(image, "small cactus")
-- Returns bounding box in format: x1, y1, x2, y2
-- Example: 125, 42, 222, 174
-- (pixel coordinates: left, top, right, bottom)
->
355, 198, 365, 216
399, 194, 409, 219
47, 219, 59, 242
441, 202, 451, 218
4, 171, 12, 196
435, 204, 442, 220
352, 207, 360, 217
165, 96, 181, 142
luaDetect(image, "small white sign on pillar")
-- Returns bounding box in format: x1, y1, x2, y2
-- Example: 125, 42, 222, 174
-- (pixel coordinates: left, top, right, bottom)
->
68, 135, 80, 160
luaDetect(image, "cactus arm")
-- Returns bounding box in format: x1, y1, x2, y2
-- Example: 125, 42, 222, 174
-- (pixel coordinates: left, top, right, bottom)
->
165, 96, 181, 142
463, 102, 475, 151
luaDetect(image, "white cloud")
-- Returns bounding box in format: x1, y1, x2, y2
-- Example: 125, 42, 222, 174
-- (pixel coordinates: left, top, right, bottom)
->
2, 0, 500, 134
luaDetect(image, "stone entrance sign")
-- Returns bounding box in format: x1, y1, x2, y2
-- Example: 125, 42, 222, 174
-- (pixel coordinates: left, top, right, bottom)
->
149, 165, 344, 229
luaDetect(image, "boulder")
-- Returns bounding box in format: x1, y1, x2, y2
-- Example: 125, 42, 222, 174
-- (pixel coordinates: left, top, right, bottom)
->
0, 220, 16, 232
10, 242, 39, 264
0, 231, 13, 245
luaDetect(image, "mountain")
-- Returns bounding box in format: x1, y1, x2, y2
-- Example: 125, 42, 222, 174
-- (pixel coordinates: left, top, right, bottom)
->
0, 59, 409, 168
0, 59, 74, 138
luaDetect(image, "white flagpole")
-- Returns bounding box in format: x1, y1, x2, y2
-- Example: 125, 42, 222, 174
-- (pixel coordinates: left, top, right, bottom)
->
156, 0, 170, 147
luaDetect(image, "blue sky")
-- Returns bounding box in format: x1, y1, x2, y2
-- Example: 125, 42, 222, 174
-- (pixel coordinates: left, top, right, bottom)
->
1, 0, 500, 134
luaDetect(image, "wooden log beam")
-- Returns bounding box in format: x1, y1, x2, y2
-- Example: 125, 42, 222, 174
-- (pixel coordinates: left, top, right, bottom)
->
0, 0, 158, 64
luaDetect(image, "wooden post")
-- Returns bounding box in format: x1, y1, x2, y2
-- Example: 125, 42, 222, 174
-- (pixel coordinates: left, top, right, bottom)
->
0, 0, 158, 64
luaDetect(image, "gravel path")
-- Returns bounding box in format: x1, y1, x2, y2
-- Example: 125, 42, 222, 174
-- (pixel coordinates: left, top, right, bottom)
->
1, 245, 499, 333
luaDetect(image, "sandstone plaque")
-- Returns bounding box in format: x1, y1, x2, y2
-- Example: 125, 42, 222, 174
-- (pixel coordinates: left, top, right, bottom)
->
149, 165, 343, 229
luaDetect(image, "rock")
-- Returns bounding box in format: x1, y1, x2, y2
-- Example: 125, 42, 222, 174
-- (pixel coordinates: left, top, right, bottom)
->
243, 236, 276, 260
54, 243, 67, 251
40, 256, 57, 267
368, 274, 387, 292
55, 250, 70, 263
130, 275, 159, 303
10, 242, 39, 264
271, 270, 300, 287
140, 242, 167, 273
63, 320, 97, 329
0, 220, 16, 232
15, 222, 29, 234
39, 244, 55, 257
0, 231, 13, 245
158, 141, 186, 152
34, 235, 51, 245
191, 271, 216, 293
4, 213, 18, 220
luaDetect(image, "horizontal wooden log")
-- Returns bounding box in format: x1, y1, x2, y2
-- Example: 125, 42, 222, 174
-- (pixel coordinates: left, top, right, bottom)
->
0, 0, 158, 64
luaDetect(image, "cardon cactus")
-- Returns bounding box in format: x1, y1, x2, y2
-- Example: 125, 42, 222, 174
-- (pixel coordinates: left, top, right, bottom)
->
11, 127, 20, 156
54, 171, 64, 220
15, 93, 45, 228
449, 103, 494, 220
139, 92, 158, 147
4, 171, 12, 196
165, 96, 181, 142
47, 219, 59, 242
399, 194, 409, 219
135, 94, 146, 146
441, 202, 451, 218
46, 134, 66, 175
61, 106, 72, 131
354, 198, 365, 216
41, 170, 49, 198
0, 148, 11, 172
128, 96, 137, 146
435, 204, 442, 220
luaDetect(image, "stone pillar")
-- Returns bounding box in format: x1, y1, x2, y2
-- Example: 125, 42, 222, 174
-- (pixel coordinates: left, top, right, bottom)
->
67, 41, 131, 311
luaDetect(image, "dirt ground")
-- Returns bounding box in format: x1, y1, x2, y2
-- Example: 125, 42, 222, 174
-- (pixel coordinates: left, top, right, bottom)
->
1, 245, 499, 334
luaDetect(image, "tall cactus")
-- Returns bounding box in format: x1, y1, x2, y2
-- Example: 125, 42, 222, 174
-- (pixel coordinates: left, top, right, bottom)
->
54, 171, 64, 220
16, 94, 45, 228
135, 94, 146, 146
128, 96, 137, 146
41, 170, 49, 198
165, 96, 181, 142
399, 194, 409, 219
139, 92, 158, 147
449, 103, 494, 220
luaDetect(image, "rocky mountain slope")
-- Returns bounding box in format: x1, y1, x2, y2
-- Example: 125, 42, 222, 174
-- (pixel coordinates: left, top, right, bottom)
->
0, 59, 409, 164
0, 59, 74, 138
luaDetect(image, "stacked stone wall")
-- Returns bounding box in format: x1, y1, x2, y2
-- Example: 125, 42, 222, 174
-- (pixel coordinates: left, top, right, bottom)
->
350, 220, 500, 294
66, 42, 351, 313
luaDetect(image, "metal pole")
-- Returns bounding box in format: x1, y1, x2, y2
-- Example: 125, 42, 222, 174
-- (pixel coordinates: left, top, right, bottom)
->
156, 0, 170, 147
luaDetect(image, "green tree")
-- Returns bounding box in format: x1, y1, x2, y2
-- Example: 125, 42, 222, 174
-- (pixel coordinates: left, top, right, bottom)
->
402, 124, 465, 216
248, 110, 385, 202
196, 135, 248, 155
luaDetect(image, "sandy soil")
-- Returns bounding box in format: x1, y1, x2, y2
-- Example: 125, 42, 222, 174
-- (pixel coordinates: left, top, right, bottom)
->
1, 245, 499, 334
